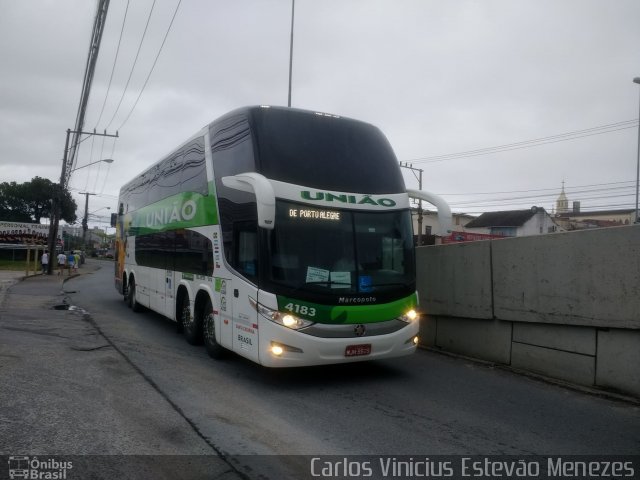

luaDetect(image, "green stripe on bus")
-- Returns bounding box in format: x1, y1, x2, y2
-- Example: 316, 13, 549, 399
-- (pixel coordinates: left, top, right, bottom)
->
276, 293, 417, 324
126, 191, 218, 236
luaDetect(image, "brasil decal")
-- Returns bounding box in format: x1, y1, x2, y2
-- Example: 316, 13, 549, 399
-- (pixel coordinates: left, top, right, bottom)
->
276, 293, 417, 324
125, 191, 218, 236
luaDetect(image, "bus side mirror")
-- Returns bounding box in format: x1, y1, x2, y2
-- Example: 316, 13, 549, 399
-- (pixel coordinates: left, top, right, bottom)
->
221, 172, 276, 230
110, 213, 118, 228
407, 189, 452, 235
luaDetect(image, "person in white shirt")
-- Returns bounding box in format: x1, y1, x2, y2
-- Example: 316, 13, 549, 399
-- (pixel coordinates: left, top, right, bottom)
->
41, 250, 49, 274
57, 252, 66, 276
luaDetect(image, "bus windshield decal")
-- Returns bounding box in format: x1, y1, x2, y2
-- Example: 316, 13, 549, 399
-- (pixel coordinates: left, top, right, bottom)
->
289, 207, 341, 221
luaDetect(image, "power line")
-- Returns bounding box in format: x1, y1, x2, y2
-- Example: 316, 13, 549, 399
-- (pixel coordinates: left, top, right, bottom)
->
438, 180, 635, 196
105, 0, 157, 130
461, 202, 635, 215
449, 193, 635, 211
405, 119, 639, 164
66, 0, 111, 180
100, 137, 118, 195
117, 0, 182, 131
451, 194, 635, 210
69, 186, 118, 200
447, 185, 637, 206
94, 0, 131, 128
437, 181, 637, 213
456, 195, 636, 212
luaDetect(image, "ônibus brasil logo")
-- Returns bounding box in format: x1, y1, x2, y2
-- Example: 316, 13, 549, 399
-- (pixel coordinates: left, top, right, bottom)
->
301, 191, 396, 207
8, 456, 73, 479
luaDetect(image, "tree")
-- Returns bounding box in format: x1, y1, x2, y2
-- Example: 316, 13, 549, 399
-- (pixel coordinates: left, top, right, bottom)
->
0, 181, 31, 222
0, 177, 77, 224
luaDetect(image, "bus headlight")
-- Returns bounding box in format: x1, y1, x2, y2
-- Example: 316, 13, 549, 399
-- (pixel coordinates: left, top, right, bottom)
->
398, 309, 418, 323
256, 303, 314, 330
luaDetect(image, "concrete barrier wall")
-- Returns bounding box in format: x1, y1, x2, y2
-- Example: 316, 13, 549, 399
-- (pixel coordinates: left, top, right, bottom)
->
416, 224, 640, 398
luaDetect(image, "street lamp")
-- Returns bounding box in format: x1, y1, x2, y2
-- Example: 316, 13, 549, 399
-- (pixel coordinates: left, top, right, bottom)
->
71, 158, 114, 173
89, 206, 111, 215
633, 77, 640, 223
72, 159, 115, 247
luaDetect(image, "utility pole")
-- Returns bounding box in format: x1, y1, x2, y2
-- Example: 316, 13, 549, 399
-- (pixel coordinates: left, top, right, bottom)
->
45, 0, 111, 274
399, 162, 424, 245
80, 192, 97, 247
67, 0, 110, 176
287, 0, 295, 107
47, 129, 72, 274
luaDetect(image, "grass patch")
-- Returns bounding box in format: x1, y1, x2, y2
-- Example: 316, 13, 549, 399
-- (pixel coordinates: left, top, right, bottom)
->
0, 259, 40, 271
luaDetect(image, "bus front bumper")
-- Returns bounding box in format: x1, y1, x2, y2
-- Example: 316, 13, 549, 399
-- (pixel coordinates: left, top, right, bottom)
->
257, 318, 419, 368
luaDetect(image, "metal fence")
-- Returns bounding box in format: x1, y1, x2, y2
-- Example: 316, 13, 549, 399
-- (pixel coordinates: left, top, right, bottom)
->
0, 244, 47, 276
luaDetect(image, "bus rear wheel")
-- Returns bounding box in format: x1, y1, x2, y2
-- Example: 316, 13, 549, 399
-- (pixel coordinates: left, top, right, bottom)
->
203, 298, 225, 359
181, 295, 201, 345
127, 278, 143, 312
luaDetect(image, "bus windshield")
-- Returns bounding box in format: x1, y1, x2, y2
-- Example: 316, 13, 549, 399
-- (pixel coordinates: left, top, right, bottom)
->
265, 200, 415, 298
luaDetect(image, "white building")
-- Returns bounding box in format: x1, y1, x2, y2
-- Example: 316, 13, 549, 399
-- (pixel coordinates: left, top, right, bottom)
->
411, 209, 476, 244
464, 207, 562, 237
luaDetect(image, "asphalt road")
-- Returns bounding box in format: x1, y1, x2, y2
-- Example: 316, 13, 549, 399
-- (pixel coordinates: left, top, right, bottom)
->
73, 264, 640, 453
2, 261, 639, 478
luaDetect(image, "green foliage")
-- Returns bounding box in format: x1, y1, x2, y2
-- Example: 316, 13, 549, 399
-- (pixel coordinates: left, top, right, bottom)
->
0, 177, 77, 223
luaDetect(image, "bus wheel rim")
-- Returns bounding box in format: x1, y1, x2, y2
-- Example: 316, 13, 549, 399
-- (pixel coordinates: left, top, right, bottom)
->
182, 305, 192, 329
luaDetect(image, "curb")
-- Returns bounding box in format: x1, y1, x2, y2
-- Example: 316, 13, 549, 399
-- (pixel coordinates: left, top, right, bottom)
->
0, 261, 103, 308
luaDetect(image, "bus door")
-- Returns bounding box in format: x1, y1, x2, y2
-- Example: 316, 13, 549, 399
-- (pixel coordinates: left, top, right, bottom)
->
230, 226, 259, 363
232, 276, 259, 363
214, 277, 233, 348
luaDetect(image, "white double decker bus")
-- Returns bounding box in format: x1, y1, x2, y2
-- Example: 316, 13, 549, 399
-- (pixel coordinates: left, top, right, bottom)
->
114, 106, 450, 367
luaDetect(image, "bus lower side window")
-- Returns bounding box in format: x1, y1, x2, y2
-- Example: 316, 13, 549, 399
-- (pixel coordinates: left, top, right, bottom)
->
178, 230, 213, 276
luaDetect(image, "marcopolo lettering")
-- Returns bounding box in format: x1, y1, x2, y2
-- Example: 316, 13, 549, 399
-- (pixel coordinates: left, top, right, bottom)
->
145, 200, 197, 227
338, 296, 377, 304
301, 191, 396, 207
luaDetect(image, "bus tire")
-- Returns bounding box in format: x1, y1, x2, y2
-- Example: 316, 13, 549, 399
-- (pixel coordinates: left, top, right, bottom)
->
182, 295, 201, 345
203, 298, 225, 359
128, 278, 143, 313
126, 278, 133, 308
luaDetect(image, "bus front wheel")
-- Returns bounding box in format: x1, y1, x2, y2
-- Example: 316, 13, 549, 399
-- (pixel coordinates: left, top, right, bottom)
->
203, 298, 225, 359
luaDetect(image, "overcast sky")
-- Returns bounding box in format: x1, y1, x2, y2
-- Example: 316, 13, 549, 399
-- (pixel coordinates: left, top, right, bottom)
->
1, 0, 639, 227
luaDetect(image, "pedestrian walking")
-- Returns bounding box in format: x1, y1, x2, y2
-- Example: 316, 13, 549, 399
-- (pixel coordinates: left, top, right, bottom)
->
41, 250, 49, 274
57, 252, 66, 276
67, 252, 75, 275
73, 252, 80, 271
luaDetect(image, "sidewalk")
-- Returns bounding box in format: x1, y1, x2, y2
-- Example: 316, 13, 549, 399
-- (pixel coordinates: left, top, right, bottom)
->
0, 261, 100, 309
0, 259, 241, 479
0, 270, 24, 307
